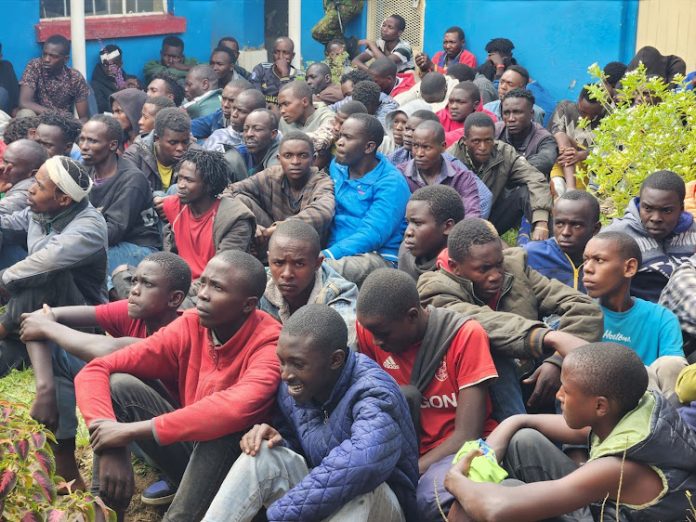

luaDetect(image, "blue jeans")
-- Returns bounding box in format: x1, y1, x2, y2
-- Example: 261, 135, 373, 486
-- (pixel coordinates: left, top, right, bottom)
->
489, 355, 526, 422
52, 343, 87, 440
106, 242, 158, 290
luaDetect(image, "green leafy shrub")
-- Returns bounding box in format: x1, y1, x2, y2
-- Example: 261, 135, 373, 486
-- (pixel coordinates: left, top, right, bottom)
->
0, 399, 115, 521
583, 63, 696, 218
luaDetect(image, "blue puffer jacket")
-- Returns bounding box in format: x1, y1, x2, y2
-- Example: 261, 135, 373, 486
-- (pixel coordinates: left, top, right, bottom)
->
267, 352, 419, 522
524, 237, 587, 293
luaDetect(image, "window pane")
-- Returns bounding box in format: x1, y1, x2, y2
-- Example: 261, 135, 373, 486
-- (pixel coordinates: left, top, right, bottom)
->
40, 0, 164, 17
127, 0, 165, 13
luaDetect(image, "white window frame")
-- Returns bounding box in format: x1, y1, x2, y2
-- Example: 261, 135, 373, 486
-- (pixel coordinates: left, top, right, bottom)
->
40, 0, 168, 20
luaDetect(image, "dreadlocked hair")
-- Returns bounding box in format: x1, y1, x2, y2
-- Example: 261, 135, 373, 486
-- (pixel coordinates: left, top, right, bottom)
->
175, 149, 231, 198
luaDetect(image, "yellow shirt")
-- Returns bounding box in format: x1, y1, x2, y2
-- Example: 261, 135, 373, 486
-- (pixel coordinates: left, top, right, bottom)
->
156, 160, 173, 190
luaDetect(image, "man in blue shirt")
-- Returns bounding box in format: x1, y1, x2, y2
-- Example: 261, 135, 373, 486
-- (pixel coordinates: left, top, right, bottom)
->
583, 231, 686, 398
525, 190, 601, 292
323, 113, 411, 286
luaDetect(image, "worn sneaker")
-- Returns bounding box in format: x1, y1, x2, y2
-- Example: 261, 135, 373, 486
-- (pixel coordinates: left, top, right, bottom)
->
141, 479, 176, 506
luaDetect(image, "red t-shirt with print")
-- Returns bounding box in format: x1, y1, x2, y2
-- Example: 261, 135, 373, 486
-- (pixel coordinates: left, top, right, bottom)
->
357, 319, 498, 455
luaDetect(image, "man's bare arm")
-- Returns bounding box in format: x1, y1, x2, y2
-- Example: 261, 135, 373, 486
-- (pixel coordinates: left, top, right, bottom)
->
19, 84, 48, 114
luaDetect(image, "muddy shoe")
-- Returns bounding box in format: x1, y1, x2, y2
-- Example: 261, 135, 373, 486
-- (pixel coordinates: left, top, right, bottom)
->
141, 478, 176, 506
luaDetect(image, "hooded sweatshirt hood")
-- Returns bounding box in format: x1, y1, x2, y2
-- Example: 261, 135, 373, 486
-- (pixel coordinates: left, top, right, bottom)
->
110, 88, 147, 133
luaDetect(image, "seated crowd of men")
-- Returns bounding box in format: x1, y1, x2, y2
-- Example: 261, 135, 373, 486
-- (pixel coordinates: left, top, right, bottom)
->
1, 15, 696, 522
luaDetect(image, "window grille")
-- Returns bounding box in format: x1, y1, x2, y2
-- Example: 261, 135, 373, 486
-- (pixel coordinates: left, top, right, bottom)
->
367, 0, 425, 53
40, 0, 167, 19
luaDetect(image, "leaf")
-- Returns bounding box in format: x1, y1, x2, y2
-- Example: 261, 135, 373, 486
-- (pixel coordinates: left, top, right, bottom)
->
14, 438, 29, 460
47, 509, 69, 522
0, 468, 17, 498
30, 432, 47, 450
20, 511, 42, 522
32, 469, 57, 503
35, 448, 56, 476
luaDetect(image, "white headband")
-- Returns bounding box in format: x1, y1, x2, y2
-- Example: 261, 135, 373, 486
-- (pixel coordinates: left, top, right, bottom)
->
100, 49, 121, 63
44, 156, 92, 202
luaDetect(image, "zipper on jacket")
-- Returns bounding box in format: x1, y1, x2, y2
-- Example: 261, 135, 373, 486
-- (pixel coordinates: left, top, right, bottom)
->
323, 409, 329, 424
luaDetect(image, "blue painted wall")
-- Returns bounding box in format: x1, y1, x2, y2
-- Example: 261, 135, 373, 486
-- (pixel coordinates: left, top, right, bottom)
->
4, 0, 636, 105
2, 0, 265, 86
299, 0, 639, 104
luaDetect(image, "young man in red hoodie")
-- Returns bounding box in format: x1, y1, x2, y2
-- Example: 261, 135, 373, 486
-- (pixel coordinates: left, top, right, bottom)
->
75, 250, 282, 520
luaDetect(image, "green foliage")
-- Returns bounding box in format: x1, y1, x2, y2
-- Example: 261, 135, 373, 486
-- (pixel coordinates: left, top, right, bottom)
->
0, 399, 116, 521
583, 63, 696, 218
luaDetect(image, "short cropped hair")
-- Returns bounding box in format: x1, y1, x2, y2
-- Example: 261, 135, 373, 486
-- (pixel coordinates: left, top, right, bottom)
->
485, 38, 514, 55
8, 139, 48, 170
45, 34, 70, 55
464, 112, 495, 135
345, 113, 384, 147
351, 80, 381, 111
151, 72, 185, 106
247, 108, 279, 130
389, 14, 406, 31
279, 130, 314, 156
502, 87, 535, 108
445, 26, 465, 41
271, 219, 321, 257
564, 343, 648, 414
340, 69, 371, 86
446, 63, 476, 82
279, 80, 313, 101
162, 35, 184, 50
175, 149, 231, 197
88, 114, 123, 147
215, 250, 267, 299
452, 81, 481, 104
226, 78, 253, 91
558, 190, 600, 223
307, 61, 331, 77
448, 218, 499, 262
640, 170, 686, 201
592, 231, 642, 265
358, 268, 420, 322
189, 64, 218, 87
142, 251, 192, 294
506, 65, 530, 85
603, 61, 627, 87
38, 111, 82, 144
144, 96, 176, 111
337, 100, 367, 116
410, 110, 440, 123
415, 120, 445, 144
579, 86, 601, 104
217, 36, 239, 48
420, 72, 447, 101
410, 185, 465, 225
154, 107, 191, 138
282, 304, 348, 354
237, 88, 267, 111
211, 46, 235, 63
369, 57, 397, 78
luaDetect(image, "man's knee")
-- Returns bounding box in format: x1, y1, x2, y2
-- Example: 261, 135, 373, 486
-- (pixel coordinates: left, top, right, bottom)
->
508, 428, 549, 455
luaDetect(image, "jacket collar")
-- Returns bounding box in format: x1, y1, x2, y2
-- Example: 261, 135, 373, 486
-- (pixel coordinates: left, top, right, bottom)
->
32, 198, 89, 234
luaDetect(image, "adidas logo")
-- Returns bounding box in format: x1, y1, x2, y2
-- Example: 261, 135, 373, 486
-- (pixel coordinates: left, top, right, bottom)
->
383, 356, 400, 370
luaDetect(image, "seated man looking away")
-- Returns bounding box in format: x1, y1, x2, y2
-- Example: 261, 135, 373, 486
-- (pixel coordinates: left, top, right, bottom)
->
203, 304, 419, 522
19, 252, 190, 495
260, 220, 358, 343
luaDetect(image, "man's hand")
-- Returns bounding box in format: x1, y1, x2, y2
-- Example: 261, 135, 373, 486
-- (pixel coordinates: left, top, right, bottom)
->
543, 330, 589, 357
240, 423, 283, 456
444, 449, 481, 491
357, 39, 370, 47
30, 390, 58, 433
522, 362, 561, 409
488, 52, 505, 67
98, 447, 134, 511
153, 196, 167, 222
19, 306, 57, 343
415, 52, 431, 71
531, 221, 549, 241
90, 420, 135, 453
274, 59, 290, 78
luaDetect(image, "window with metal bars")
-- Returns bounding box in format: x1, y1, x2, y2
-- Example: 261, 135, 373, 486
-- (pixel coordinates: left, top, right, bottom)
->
40, 0, 167, 19
367, 0, 425, 52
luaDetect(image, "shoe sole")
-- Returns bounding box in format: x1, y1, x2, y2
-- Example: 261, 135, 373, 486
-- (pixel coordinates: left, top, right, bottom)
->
140, 493, 176, 506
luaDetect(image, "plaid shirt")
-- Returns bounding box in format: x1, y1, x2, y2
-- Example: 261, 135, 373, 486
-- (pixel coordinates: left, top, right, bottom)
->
227, 165, 335, 238
659, 255, 696, 337
20, 58, 89, 114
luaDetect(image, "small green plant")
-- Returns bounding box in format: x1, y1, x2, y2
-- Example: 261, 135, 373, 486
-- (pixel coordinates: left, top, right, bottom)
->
0, 399, 115, 521
583, 63, 696, 218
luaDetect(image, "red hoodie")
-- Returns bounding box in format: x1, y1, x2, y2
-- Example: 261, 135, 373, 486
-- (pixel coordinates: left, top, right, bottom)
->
75, 309, 282, 445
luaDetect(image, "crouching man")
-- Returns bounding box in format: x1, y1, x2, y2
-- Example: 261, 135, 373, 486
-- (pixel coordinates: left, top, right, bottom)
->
203, 304, 419, 522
